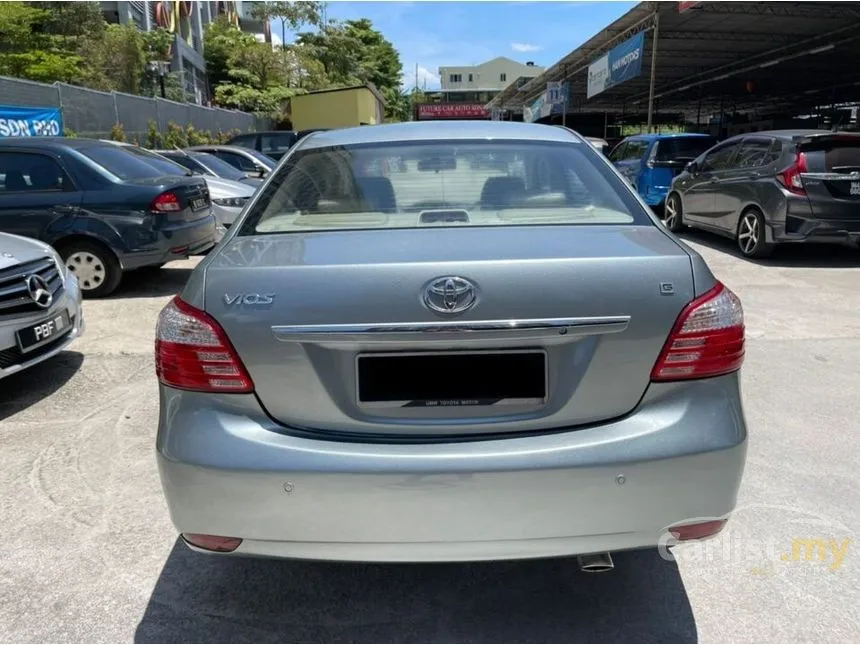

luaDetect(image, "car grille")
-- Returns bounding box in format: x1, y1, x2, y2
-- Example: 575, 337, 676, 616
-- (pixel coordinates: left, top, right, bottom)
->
0, 257, 64, 316
0, 315, 75, 369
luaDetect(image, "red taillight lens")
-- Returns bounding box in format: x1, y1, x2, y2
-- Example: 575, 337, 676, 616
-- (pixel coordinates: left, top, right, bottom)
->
777, 151, 808, 195
651, 282, 744, 382
155, 296, 254, 393
151, 191, 182, 212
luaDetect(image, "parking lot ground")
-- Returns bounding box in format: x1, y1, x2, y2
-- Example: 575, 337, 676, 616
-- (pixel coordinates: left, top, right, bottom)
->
1, 237, 859, 643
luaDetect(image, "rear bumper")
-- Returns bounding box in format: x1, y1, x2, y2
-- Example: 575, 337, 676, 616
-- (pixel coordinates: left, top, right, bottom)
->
157, 374, 748, 562
121, 214, 217, 270
772, 203, 860, 244
641, 184, 670, 207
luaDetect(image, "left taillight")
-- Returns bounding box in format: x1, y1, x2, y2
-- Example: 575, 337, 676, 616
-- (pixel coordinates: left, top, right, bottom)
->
776, 151, 808, 195
151, 191, 182, 212
155, 296, 254, 393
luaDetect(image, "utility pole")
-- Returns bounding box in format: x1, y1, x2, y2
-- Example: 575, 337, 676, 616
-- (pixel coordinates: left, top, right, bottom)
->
646, 10, 659, 133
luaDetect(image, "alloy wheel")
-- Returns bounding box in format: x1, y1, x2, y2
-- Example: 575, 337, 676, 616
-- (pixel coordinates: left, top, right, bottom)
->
738, 212, 759, 256
665, 197, 678, 229
66, 251, 106, 291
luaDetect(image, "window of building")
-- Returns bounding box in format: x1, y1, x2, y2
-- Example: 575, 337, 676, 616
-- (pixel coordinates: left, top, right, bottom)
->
500, 73, 507, 82
468, 73, 473, 82
449, 73, 462, 83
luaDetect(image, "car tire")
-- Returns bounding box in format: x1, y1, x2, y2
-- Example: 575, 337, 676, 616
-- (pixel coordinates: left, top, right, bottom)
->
59, 239, 122, 298
664, 193, 685, 233
736, 208, 774, 259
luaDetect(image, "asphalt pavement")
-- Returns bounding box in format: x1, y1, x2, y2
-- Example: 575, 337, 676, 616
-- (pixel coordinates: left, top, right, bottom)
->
0, 234, 858, 643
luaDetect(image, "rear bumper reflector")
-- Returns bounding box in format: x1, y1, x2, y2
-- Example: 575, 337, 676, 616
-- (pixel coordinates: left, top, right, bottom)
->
181, 533, 243, 552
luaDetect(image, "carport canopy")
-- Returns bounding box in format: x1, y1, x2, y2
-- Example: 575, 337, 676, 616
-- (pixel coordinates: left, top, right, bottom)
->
488, 1, 860, 123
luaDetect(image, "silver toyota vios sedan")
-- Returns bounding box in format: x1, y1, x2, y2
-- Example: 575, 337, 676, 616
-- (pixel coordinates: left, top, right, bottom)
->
156, 121, 748, 566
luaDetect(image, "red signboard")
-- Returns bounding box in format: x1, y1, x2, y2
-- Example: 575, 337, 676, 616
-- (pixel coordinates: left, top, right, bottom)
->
417, 103, 490, 120
678, 1, 700, 12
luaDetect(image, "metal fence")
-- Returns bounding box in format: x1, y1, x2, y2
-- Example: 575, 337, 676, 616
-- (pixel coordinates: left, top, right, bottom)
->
0, 76, 270, 142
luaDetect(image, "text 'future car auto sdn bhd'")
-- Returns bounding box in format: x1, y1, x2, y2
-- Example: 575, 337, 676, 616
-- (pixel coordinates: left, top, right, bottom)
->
186, 144, 276, 180
0, 232, 84, 380
609, 133, 718, 210
0, 138, 216, 298
155, 121, 748, 565
667, 130, 860, 258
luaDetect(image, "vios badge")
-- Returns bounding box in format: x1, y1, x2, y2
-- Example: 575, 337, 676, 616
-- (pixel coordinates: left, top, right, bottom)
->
423, 276, 477, 314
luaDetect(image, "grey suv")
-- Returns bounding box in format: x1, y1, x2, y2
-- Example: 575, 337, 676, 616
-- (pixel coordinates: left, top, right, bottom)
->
667, 130, 860, 258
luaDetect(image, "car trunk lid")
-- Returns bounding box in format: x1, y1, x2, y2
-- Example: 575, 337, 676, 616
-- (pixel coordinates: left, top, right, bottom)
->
202, 225, 695, 438
124, 176, 211, 224
797, 132, 860, 219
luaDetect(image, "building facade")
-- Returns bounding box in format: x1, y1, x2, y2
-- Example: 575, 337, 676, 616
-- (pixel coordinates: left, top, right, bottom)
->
436, 57, 545, 104
100, 1, 267, 105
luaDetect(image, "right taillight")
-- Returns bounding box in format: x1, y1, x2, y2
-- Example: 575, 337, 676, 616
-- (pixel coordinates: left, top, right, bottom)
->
776, 151, 807, 195
155, 296, 254, 393
651, 282, 745, 382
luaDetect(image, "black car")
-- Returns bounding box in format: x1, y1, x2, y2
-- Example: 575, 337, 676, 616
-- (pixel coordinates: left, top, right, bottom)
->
667, 130, 860, 258
226, 129, 329, 160
156, 149, 263, 186
0, 138, 217, 297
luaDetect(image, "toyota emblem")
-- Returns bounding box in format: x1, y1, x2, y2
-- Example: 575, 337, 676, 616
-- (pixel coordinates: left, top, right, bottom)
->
423, 276, 477, 314
25, 274, 53, 309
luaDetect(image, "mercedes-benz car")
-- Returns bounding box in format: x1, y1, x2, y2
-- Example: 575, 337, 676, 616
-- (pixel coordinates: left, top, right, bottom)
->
1, 232, 84, 380
156, 121, 748, 565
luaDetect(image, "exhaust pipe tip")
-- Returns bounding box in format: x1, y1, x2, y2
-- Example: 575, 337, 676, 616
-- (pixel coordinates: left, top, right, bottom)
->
578, 552, 614, 573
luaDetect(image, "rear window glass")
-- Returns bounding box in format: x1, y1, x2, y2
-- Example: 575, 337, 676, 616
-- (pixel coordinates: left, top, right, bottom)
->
78, 145, 185, 179
655, 137, 717, 161
261, 133, 297, 154
824, 142, 860, 172
191, 152, 247, 180
239, 139, 650, 235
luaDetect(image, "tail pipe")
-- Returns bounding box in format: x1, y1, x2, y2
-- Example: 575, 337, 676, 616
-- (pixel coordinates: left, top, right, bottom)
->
578, 552, 614, 573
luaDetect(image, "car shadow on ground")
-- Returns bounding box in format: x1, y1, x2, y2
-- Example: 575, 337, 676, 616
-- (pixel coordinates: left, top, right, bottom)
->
135, 540, 697, 644
112, 266, 195, 299
0, 351, 84, 422
678, 229, 860, 268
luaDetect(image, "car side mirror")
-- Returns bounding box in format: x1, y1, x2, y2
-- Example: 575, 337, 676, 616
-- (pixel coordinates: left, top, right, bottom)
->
257, 167, 267, 178
686, 161, 699, 175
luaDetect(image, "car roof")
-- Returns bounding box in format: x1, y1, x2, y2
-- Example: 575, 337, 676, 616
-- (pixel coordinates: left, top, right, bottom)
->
295, 121, 583, 150
187, 144, 257, 154
229, 131, 293, 137
0, 136, 108, 150
623, 133, 713, 142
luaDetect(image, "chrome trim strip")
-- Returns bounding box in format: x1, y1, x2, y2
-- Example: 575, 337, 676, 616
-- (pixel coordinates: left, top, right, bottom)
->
273, 316, 630, 340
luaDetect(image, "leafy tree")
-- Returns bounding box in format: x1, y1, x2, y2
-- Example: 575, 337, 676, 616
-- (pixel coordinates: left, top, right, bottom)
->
203, 15, 257, 92
249, 1, 323, 49
0, 2, 83, 83
100, 24, 148, 94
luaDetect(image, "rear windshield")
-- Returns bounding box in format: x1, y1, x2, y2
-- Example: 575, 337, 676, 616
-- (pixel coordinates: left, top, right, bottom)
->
189, 152, 247, 180
79, 145, 186, 180
655, 137, 717, 162
239, 139, 649, 235
824, 141, 860, 172
244, 148, 277, 168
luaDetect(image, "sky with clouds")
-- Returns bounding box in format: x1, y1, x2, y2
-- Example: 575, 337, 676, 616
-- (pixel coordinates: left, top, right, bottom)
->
276, 1, 637, 90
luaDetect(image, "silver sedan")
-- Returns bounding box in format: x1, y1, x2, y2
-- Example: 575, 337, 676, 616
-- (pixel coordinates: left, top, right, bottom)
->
155, 121, 748, 566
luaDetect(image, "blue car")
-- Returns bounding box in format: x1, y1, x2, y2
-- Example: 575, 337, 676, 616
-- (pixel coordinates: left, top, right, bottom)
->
608, 133, 717, 209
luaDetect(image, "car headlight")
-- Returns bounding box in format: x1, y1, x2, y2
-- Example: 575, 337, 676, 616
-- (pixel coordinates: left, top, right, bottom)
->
212, 197, 249, 208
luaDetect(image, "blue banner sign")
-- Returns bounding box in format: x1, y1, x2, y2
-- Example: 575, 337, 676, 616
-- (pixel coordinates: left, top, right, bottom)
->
0, 105, 64, 138
524, 82, 570, 123
587, 31, 645, 99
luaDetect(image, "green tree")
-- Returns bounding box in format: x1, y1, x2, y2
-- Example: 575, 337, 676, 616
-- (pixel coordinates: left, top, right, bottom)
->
100, 24, 148, 95
0, 2, 84, 83
203, 16, 258, 92
249, 1, 323, 50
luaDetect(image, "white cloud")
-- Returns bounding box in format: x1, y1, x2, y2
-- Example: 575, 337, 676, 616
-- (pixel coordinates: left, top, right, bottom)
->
511, 43, 542, 53
402, 65, 441, 91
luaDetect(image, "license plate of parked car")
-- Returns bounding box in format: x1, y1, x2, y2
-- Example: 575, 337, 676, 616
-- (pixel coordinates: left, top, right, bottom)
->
17, 310, 71, 352
192, 198, 207, 210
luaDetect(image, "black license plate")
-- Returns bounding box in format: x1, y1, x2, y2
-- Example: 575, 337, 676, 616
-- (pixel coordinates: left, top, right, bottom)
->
191, 198, 208, 211
357, 351, 547, 407
16, 310, 71, 352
